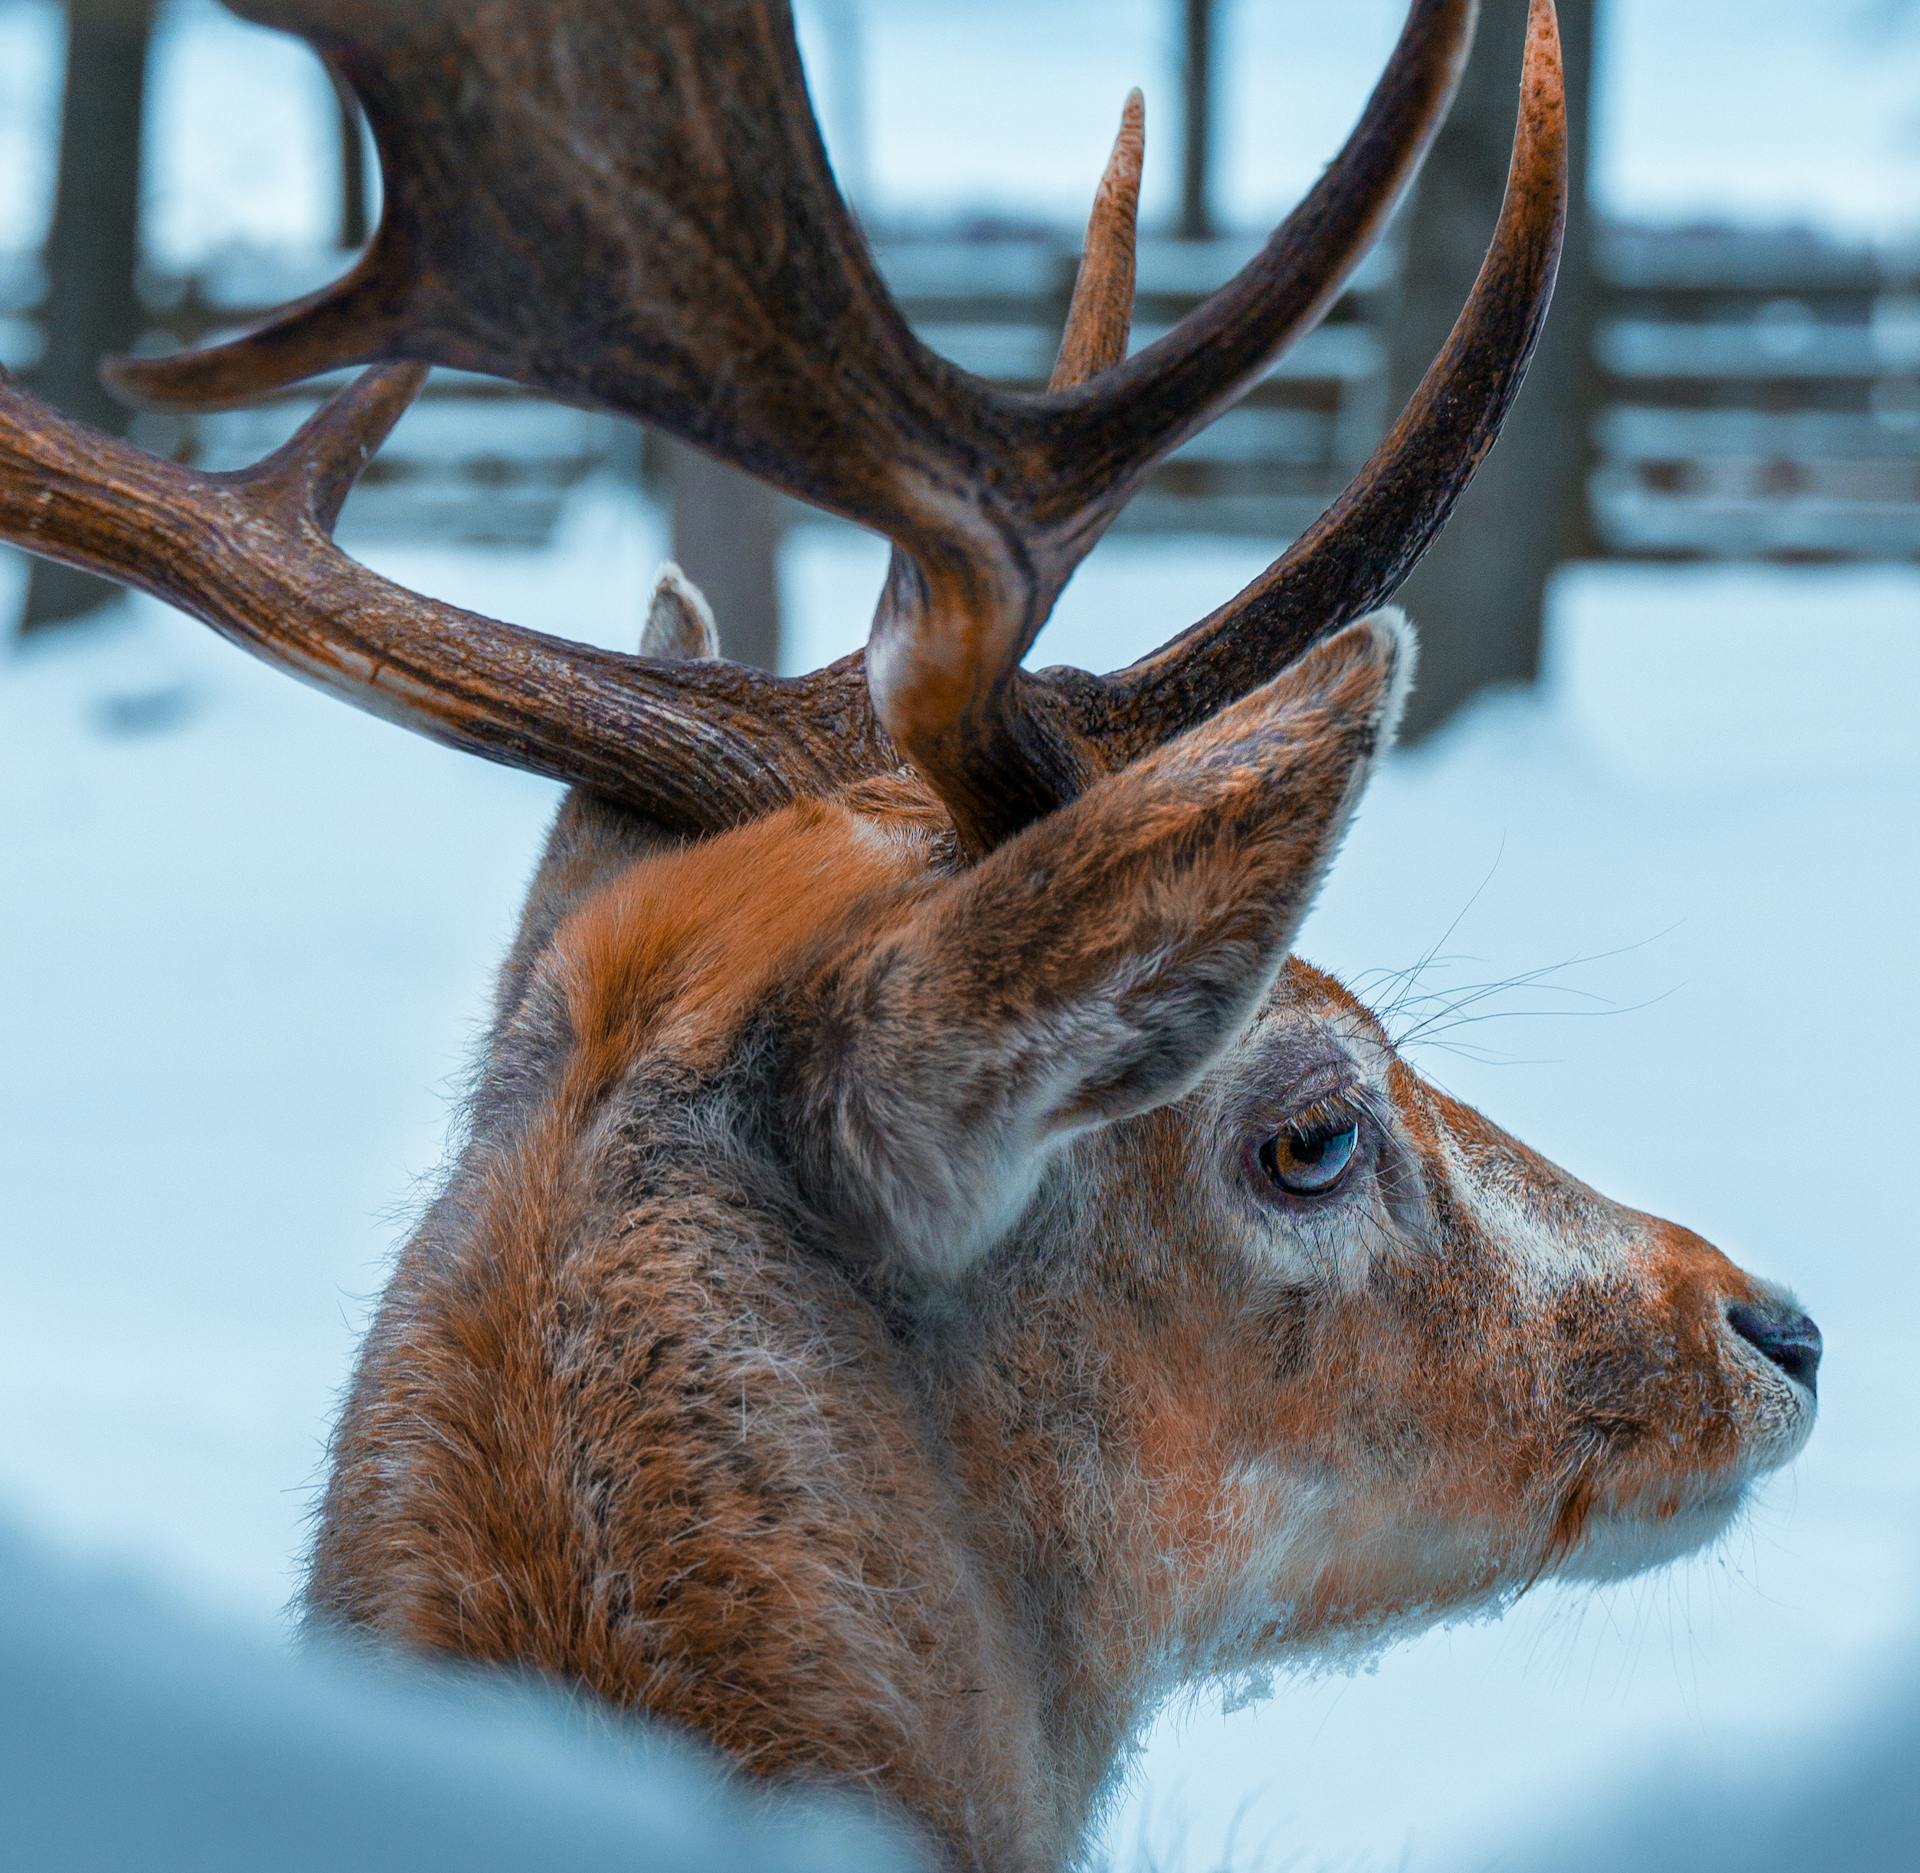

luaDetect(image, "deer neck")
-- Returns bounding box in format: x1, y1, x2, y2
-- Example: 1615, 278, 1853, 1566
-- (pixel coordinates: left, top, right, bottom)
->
928, 1235, 1243, 1846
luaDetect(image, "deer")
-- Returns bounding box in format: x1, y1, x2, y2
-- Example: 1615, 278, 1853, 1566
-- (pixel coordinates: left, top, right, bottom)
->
0, 2, 1822, 1868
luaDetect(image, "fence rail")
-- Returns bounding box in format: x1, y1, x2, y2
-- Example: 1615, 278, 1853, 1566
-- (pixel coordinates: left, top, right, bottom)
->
1588, 228, 1920, 561
2, 222, 1915, 562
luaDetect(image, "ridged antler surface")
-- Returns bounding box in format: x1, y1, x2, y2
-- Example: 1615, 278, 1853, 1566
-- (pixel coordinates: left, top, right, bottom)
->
2, 0, 1565, 854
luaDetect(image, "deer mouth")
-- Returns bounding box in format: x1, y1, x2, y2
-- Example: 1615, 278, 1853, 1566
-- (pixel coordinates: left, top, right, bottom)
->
1718, 1298, 1822, 1475
1545, 1312, 1818, 1586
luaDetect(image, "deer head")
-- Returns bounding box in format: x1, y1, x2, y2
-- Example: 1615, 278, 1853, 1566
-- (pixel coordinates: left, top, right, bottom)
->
0, 2, 1818, 1866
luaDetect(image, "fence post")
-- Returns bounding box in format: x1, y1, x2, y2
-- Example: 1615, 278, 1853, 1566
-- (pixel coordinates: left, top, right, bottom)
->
1178, 0, 1216, 240
1386, 0, 1598, 739
20, 0, 158, 636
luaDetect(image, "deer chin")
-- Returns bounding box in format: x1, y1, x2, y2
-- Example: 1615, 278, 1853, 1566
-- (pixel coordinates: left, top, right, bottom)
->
1237, 1358, 1821, 1649
1553, 1484, 1752, 1586
1549, 1374, 1817, 1588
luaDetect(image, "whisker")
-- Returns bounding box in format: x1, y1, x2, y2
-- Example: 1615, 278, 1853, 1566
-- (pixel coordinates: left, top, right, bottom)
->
1363, 844, 1508, 1031
1374, 924, 1686, 1053
1406, 986, 1683, 1047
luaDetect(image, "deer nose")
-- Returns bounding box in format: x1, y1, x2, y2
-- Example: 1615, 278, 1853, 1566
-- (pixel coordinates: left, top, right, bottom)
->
1726, 1299, 1822, 1394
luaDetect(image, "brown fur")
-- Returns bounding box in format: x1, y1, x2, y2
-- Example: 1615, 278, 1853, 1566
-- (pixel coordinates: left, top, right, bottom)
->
306, 620, 1814, 1871
0, 8, 1714, 1865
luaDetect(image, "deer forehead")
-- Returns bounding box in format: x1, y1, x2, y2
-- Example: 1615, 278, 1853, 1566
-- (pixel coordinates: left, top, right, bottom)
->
1114, 957, 1650, 1311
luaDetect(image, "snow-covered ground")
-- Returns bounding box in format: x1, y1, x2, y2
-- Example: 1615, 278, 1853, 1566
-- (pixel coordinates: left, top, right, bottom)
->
2, 480, 1917, 1866
1, 0, 1917, 1861
0, 1514, 914, 1873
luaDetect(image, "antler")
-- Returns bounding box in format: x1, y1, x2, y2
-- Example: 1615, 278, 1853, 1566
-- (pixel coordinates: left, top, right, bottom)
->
1050, 89, 1148, 394
0, 0, 1565, 858
1094, 0, 1567, 754
0, 364, 886, 831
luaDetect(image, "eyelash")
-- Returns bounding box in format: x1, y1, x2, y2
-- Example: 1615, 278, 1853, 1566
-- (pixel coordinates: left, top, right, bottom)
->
1285, 1091, 1365, 1139
1254, 1088, 1370, 1199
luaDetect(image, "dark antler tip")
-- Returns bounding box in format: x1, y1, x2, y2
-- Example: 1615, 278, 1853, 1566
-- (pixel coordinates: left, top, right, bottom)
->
1100, 0, 1569, 754
1516, 0, 1569, 192
101, 346, 266, 415
98, 350, 169, 409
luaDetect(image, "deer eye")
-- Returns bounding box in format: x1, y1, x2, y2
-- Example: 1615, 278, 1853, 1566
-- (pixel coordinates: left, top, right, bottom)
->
1258, 1107, 1361, 1197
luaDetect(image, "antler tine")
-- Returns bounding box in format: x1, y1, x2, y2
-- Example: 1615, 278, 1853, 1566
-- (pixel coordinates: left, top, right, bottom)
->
871, 84, 1145, 854
863, 0, 1476, 852
864, 0, 1474, 848
103, 245, 398, 414
93, 0, 1486, 857
243, 362, 427, 532
0, 366, 873, 830
1050, 89, 1146, 392
1023, 0, 1475, 530
109, 0, 965, 550
870, 0, 1474, 852
1094, 0, 1567, 753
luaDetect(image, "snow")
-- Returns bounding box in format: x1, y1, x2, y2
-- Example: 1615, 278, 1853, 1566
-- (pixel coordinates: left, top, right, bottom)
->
1463, 1636, 1920, 1873
0, 0, 1917, 1860
3, 482, 1917, 1865
0, 1514, 916, 1873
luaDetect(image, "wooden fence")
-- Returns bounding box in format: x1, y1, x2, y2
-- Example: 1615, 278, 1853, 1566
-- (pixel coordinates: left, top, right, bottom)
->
2, 222, 1915, 562
1592, 225, 1919, 561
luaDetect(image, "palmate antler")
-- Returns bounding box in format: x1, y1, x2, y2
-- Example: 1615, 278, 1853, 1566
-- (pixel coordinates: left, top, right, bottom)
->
0, 0, 1565, 856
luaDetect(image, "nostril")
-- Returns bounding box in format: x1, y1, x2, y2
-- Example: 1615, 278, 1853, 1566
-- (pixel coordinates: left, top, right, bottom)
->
1727, 1301, 1823, 1394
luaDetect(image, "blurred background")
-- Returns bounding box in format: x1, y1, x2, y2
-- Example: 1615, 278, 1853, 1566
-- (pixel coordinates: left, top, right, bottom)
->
1, 2, 1917, 1868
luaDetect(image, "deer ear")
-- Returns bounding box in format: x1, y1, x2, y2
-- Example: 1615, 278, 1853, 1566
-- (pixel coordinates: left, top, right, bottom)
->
790, 610, 1414, 1283
640, 562, 721, 660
